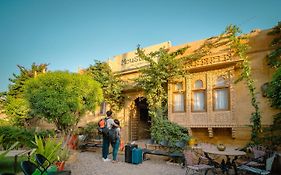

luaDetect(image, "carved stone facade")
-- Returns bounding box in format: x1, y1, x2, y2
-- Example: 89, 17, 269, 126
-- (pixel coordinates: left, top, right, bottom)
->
169, 55, 239, 138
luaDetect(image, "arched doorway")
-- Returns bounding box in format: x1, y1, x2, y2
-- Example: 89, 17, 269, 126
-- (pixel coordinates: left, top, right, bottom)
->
130, 97, 150, 140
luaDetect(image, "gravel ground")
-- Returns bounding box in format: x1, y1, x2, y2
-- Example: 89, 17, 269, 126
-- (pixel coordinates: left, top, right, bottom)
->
66, 149, 186, 175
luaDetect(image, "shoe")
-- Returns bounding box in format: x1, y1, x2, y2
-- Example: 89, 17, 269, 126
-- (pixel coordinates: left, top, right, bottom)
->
102, 158, 111, 162
112, 160, 118, 163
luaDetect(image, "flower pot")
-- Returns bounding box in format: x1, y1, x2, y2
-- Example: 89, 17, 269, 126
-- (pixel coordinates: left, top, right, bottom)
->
55, 161, 65, 171
67, 135, 78, 149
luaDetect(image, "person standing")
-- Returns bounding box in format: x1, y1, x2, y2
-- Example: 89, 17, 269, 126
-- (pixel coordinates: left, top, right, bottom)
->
111, 119, 121, 163
102, 110, 115, 161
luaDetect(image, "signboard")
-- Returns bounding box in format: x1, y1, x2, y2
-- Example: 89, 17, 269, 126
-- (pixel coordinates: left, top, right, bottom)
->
108, 41, 172, 73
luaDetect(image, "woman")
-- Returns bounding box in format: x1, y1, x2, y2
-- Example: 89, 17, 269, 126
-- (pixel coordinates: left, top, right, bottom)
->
111, 119, 121, 163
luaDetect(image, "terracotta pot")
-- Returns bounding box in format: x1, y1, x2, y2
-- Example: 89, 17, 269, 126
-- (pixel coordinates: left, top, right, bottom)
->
67, 135, 78, 149
55, 161, 65, 171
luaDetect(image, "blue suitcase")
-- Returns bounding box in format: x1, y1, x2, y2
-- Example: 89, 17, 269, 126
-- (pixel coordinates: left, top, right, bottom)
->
132, 148, 142, 164
125, 144, 138, 163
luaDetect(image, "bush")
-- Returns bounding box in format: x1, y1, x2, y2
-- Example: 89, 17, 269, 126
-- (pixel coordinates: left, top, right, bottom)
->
0, 119, 10, 126
32, 135, 65, 163
0, 126, 34, 148
150, 115, 189, 151
0, 126, 56, 149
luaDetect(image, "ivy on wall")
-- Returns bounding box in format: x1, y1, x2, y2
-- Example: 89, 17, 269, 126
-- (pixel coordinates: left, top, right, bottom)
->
223, 25, 262, 143
135, 46, 190, 145
135, 25, 262, 144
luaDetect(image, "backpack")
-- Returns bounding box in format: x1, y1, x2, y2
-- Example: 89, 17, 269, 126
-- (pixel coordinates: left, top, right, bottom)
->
108, 127, 118, 144
98, 118, 109, 137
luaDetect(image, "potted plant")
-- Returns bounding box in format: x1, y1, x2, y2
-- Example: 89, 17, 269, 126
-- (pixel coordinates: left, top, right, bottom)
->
56, 148, 70, 171
33, 135, 63, 163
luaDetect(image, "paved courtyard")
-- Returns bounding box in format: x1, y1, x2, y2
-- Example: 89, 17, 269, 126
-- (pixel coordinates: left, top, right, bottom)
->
66, 149, 185, 175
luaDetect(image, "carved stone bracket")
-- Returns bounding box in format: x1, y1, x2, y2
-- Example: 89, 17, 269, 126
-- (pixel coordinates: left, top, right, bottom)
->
188, 128, 193, 136
231, 127, 236, 139
208, 127, 213, 138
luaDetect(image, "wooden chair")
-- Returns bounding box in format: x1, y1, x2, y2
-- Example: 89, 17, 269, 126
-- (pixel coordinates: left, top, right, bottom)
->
184, 149, 216, 175
238, 153, 276, 175
237, 145, 267, 168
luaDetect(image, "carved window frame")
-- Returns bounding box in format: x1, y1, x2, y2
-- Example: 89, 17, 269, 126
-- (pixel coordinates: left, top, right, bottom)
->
192, 80, 206, 112
213, 77, 230, 111
172, 82, 186, 113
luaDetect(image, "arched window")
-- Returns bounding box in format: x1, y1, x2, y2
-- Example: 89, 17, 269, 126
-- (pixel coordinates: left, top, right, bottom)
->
213, 77, 229, 111
192, 80, 206, 112
173, 82, 185, 112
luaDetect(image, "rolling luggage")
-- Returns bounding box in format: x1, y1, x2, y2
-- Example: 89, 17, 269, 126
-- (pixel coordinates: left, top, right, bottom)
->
125, 144, 138, 163
132, 148, 143, 164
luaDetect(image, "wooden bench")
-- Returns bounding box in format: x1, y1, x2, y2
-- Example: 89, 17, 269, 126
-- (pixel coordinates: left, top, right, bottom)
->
78, 137, 102, 152
142, 148, 185, 165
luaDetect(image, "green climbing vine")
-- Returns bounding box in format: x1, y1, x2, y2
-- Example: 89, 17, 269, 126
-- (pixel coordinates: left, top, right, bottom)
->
135, 24, 262, 144
222, 25, 261, 143
135, 46, 189, 147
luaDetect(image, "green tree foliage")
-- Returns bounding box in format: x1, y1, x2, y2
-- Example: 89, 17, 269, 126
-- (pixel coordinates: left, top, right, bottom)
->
267, 67, 281, 108
258, 22, 281, 148
135, 46, 188, 115
267, 22, 281, 68
0, 125, 54, 149
135, 46, 189, 146
24, 71, 103, 133
3, 63, 48, 126
86, 60, 125, 112
265, 65, 281, 147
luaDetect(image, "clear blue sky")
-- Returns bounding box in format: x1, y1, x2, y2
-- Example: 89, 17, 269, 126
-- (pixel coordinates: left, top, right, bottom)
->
0, 0, 280, 92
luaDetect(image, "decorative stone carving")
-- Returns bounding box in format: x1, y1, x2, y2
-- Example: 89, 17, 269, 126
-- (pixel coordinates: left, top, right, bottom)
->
231, 127, 236, 139
183, 68, 238, 135
187, 53, 234, 69
213, 112, 232, 124
208, 127, 213, 137
190, 113, 208, 125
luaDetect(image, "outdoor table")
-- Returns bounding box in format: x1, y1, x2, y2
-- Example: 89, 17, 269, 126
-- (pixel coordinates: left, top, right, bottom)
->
0, 149, 33, 173
203, 146, 246, 175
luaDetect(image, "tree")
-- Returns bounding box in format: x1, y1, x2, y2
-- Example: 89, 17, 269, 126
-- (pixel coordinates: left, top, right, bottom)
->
24, 71, 103, 133
4, 63, 47, 126
86, 60, 126, 112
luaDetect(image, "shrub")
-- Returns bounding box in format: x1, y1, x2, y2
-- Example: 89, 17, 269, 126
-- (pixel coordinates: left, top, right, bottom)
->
0, 126, 56, 149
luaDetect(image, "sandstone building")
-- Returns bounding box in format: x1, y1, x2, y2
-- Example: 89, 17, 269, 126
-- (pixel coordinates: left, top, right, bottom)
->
86, 29, 278, 146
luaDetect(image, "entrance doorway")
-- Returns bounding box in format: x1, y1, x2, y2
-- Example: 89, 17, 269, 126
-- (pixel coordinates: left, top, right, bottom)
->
130, 97, 150, 140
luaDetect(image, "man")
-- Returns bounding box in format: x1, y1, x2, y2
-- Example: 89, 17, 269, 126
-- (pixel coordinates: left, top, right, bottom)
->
102, 110, 116, 161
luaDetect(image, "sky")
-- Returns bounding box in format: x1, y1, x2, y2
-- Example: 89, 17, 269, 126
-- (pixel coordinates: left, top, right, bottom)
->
0, 0, 280, 92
